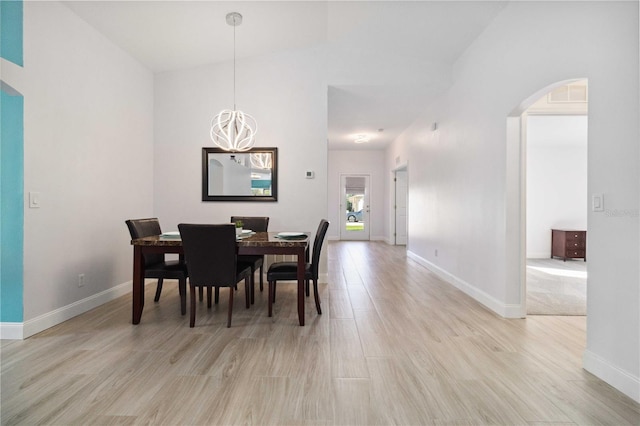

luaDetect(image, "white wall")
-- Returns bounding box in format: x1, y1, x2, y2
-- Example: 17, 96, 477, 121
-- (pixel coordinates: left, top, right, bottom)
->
387, 1, 639, 401
218, 158, 252, 196
153, 46, 328, 240
526, 115, 588, 258
17, 2, 154, 333
327, 150, 386, 241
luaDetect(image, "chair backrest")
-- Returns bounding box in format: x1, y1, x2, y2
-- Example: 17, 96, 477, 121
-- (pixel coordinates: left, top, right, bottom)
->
178, 224, 238, 288
125, 218, 163, 266
230, 216, 269, 232
310, 219, 330, 279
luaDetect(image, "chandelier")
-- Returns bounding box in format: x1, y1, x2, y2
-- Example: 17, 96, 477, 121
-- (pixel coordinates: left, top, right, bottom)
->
210, 12, 257, 152
250, 152, 272, 169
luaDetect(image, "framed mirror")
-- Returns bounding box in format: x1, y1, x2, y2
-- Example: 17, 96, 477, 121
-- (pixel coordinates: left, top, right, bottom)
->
202, 147, 278, 202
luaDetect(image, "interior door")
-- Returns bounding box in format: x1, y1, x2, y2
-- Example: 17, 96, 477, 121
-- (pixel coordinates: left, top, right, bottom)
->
395, 169, 407, 245
340, 174, 370, 240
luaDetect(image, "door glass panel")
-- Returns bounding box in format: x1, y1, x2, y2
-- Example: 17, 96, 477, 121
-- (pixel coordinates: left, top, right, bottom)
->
341, 175, 370, 240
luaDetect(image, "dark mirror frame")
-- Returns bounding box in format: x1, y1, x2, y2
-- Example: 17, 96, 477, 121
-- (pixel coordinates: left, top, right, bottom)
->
202, 147, 278, 202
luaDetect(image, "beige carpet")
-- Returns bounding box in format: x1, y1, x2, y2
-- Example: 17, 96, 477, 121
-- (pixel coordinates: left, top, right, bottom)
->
527, 258, 587, 316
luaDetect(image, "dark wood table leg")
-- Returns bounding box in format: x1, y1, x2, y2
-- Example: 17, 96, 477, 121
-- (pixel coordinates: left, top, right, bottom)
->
132, 245, 145, 324
297, 246, 305, 326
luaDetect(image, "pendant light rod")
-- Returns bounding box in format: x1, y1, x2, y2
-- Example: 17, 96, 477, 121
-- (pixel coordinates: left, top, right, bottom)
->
233, 16, 236, 109
226, 12, 242, 109
210, 12, 257, 152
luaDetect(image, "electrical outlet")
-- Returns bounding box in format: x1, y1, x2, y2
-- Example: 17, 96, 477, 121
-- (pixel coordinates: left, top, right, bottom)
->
78, 274, 85, 287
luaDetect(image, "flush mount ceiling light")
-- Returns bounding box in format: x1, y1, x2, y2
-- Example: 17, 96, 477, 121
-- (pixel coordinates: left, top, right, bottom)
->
210, 12, 257, 152
354, 134, 370, 144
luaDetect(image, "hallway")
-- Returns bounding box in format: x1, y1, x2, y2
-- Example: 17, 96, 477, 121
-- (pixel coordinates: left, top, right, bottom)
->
1, 241, 638, 424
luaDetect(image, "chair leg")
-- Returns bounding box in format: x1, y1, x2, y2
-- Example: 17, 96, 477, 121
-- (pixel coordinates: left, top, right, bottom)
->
245, 277, 251, 309
272, 280, 276, 303
154, 278, 164, 302
313, 278, 322, 315
207, 286, 212, 308
259, 265, 264, 291
250, 271, 255, 305
305, 279, 310, 297
268, 281, 274, 317
215, 287, 220, 304
227, 287, 234, 328
179, 279, 187, 315
199, 286, 203, 302
190, 284, 197, 327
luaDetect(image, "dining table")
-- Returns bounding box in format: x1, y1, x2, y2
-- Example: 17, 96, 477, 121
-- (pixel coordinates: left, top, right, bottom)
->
130, 231, 310, 326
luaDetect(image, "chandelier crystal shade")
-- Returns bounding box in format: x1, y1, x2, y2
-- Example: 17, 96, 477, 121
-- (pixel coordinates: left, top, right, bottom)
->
210, 12, 257, 152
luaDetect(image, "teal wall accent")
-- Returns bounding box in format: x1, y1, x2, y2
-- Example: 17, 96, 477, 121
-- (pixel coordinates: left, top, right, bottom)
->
0, 89, 24, 322
0, 0, 24, 322
1, 0, 24, 66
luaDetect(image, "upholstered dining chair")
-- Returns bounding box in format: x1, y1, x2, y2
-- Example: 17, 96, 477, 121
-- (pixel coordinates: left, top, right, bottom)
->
266, 219, 329, 317
125, 218, 187, 315
178, 223, 253, 328
231, 216, 270, 297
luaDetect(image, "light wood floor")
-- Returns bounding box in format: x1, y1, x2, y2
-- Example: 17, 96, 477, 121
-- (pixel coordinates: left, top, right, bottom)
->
2, 241, 639, 425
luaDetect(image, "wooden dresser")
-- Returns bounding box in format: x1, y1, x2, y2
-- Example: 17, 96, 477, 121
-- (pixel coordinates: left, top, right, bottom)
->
551, 229, 586, 261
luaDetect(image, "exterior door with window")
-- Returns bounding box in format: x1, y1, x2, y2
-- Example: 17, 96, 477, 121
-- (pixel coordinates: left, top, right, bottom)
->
340, 174, 370, 240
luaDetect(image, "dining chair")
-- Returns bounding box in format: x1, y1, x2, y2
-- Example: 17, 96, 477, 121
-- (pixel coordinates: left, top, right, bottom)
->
125, 218, 187, 315
178, 223, 253, 328
231, 216, 270, 298
266, 219, 329, 317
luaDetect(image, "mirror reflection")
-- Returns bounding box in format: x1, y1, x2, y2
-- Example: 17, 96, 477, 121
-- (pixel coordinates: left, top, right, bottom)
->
202, 147, 278, 202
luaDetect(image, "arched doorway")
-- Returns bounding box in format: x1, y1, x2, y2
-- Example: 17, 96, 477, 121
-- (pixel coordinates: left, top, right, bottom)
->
506, 79, 589, 318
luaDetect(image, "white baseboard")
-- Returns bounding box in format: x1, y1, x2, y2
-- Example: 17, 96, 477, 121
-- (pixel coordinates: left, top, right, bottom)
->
407, 250, 524, 319
1, 281, 131, 340
0, 322, 24, 340
583, 349, 640, 403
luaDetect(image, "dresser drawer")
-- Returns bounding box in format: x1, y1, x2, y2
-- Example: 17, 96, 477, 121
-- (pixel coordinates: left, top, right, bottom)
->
565, 240, 585, 249
565, 249, 585, 258
565, 232, 586, 242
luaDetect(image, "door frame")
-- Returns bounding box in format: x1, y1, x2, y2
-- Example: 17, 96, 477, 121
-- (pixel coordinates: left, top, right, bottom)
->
339, 173, 371, 241
506, 78, 588, 319
393, 167, 408, 245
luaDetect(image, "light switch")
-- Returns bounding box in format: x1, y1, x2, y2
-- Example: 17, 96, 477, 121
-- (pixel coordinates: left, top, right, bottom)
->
592, 193, 604, 212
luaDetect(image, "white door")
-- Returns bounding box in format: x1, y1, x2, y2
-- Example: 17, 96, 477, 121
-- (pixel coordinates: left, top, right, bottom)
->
340, 174, 370, 240
395, 169, 408, 245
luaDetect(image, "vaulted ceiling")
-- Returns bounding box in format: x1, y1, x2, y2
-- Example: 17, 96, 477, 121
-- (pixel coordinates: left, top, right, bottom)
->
63, 1, 507, 150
